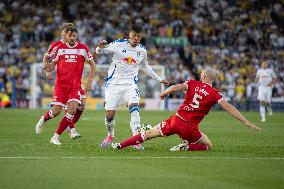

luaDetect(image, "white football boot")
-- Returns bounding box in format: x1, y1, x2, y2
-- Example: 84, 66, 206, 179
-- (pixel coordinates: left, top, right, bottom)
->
50, 137, 61, 145
170, 140, 189, 151
35, 116, 45, 134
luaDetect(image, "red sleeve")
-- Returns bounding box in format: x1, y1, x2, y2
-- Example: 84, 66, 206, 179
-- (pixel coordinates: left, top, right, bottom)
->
46, 42, 57, 57
83, 44, 93, 61
52, 44, 62, 62
184, 80, 195, 89
214, 91, 223, 103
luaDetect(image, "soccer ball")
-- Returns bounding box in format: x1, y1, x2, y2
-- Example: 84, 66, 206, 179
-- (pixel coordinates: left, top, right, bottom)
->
138, 124, 153, 133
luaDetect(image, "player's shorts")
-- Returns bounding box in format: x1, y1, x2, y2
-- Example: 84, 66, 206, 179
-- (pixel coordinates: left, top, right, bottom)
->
51, 86, 81, 107
79, 87, 86, 99
104, 84, 140, 110
257, 86, 272, 102
157, 114, 203, 143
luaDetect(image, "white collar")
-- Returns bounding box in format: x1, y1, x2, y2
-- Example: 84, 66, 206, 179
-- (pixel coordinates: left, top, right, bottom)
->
66, 42, 78, 48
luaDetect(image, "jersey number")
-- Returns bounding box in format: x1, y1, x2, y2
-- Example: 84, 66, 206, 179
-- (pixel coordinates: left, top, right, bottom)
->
190, 93, 202, 108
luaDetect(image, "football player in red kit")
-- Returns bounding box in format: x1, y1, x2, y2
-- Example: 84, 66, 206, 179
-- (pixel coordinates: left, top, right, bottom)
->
35, 23, 88, 139
112, 68, 260, 151
42, 25, 95, 145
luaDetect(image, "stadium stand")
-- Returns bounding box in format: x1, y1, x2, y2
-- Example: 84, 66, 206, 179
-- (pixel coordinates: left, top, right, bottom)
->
0, 0, 283, 110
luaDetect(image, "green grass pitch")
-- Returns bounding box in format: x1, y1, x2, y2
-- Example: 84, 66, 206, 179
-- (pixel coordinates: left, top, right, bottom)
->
0, 109, 283, 189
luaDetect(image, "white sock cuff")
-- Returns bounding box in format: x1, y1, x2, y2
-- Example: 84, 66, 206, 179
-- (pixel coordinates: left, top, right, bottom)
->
140, 132, 147, 141
65, 113, 74, 120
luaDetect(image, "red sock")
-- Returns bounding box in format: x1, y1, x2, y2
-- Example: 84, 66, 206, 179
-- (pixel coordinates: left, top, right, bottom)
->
43, 110, 54, 121
188, 144, 208, 151
73, 108, 83, 124
56, 113, 74, 135
120, 133, 146, 149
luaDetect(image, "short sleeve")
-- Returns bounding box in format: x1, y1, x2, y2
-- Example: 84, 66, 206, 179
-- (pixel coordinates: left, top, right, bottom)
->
84, 45, 93, 61
215, 91, 223, 103
52, 45, 61, 62
46, 42, 57, 57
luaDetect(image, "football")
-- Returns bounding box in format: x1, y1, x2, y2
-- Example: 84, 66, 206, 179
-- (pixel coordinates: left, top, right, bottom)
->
139, 124, 153, 133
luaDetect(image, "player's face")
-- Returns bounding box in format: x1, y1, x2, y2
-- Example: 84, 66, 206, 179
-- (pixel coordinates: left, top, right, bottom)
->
66, 31, 78, 45
129, 31, 142, 47
261, 62, 268, 69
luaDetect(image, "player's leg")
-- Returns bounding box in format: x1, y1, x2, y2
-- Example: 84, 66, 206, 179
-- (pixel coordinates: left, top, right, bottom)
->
50, 100, 79, 145
266, 88, 273, 116
101, 110, 116, 148
112, 124, 162, 149
73, 89, 86, 124
35, 104, 62, 134
258, 88, 266, 122
66, 96, 86, 138
112, 116, 174, 150
189, 133, 212, 151
101, 86, 120, 147
170, 133, 211, 151
129, 103, 140, 135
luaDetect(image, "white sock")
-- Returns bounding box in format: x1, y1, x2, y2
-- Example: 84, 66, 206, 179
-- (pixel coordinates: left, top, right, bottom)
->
260, 105, 265, 119
105, 118, 115, 136
53, 133, 60, 139
130, 110, 140, 135
70, 128, 76, 134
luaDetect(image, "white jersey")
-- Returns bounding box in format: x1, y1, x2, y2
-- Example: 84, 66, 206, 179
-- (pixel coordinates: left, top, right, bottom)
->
256, 68, 276, 87
96, 39, 161, 86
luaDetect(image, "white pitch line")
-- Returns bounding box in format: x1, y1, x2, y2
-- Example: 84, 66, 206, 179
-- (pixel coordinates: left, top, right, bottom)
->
0, 156, 283, 160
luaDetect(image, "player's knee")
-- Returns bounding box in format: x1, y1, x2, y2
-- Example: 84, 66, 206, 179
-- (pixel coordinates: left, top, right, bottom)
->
52, 106, 62, 117
206, 142, 213, 150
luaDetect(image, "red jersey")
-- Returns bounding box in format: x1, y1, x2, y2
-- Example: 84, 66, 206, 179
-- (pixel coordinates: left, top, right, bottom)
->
53, 42, 93, 89
177, 80, 223, 126
45, 39, 64, 58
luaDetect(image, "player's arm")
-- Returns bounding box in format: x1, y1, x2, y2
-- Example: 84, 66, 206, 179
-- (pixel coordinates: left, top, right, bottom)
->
84, 59, 96, 91
95, 40, 116, 55
218, 99, 261, 130
160, 83, 188, 100
269, 71, 277, 87
43, 43, 57, 80
140, 52, 169, 85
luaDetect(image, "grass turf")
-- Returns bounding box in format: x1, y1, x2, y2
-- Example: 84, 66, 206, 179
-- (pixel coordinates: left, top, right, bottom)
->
0, 109, 283, 189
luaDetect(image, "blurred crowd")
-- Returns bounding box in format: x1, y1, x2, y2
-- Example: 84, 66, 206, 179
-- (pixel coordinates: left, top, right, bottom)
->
0, 0, 283, 108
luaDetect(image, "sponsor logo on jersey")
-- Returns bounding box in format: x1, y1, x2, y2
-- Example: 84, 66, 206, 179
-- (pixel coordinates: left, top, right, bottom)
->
122, 57, 137, 65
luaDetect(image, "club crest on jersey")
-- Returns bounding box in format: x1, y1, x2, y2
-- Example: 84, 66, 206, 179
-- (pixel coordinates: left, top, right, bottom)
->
122, 57, 137, 65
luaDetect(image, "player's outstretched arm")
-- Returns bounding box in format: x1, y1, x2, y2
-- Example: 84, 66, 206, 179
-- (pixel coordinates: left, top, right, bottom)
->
160, 83, 188, 100
219, 99, 261, 130
84, 60, 96, 91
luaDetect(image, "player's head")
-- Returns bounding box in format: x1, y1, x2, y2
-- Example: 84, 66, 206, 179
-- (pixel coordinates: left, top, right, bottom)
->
129, 24, 143, 47
200, 68, 217, 84
61, 22, 74, 42
261, 61, 268, 69
65, 25, 78, 45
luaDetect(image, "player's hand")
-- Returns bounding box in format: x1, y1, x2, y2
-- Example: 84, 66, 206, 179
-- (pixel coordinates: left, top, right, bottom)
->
245, 121, 261, 131
84, 81, 92, 92
160, 92, 168, 100
98, 40, 107, 48
45, 72, 53, 80
43, 64, 52, 72
160, 80, 170, 86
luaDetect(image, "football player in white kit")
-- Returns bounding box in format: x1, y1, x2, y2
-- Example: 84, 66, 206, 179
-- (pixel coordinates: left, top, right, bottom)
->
255, 61, 276, 122
95, 25, 169, 149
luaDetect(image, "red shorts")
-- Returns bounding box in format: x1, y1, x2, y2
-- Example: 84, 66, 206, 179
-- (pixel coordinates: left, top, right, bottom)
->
79, 87, 86, 99
158, 114, 203, 143
51, 86, 81, 107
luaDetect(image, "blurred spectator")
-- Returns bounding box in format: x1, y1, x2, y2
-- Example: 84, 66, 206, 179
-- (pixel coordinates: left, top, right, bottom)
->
0, 0, 283, 109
